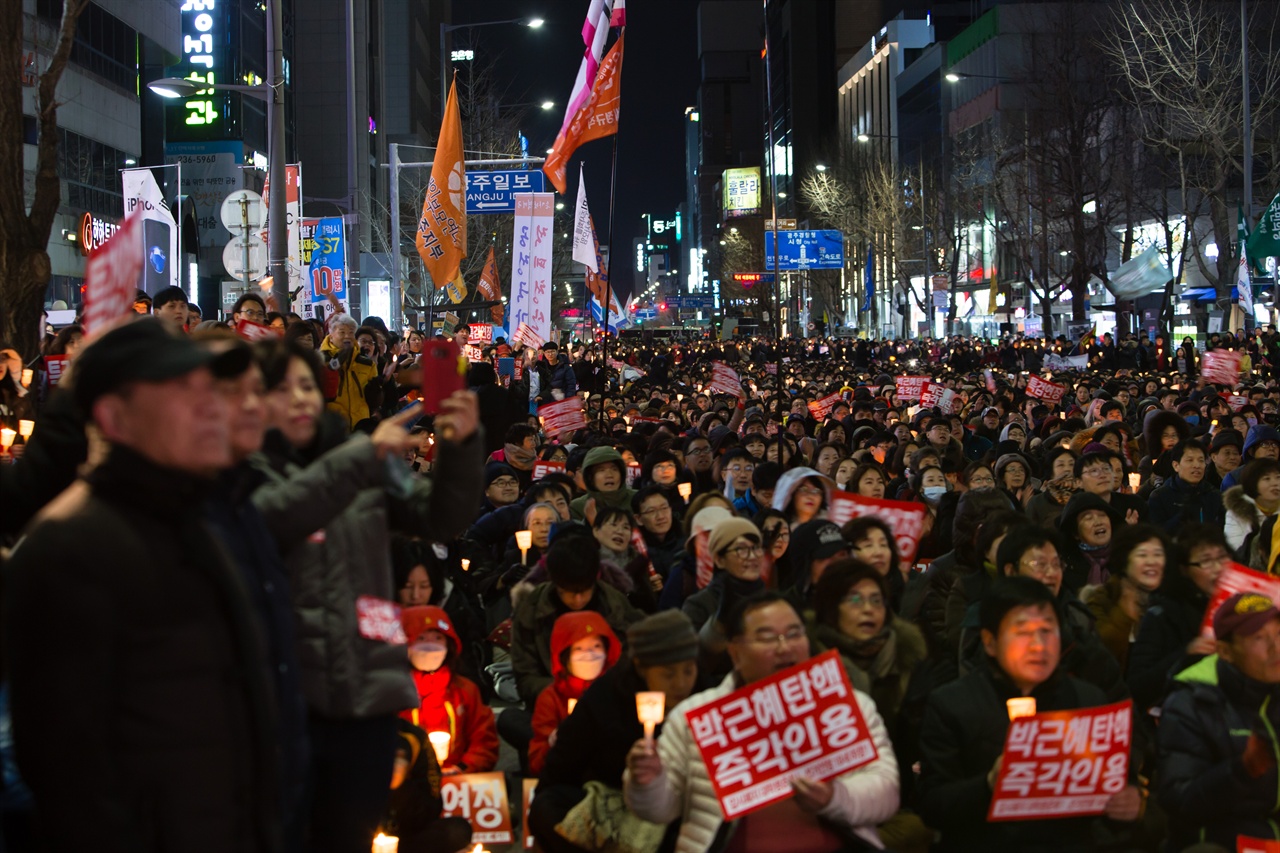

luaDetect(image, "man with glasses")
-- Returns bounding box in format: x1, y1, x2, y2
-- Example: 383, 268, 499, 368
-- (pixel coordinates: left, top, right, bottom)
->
230, 292, 267, 325
1075, 450, 1144, 522
924, 416, 966, 470
626, 591, 898, 853
632, 486, 683, 579
720, 448, 756, 503
683, 435, 715, 495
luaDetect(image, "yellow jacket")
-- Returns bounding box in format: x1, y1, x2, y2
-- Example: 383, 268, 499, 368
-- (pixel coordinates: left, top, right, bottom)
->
320, 336, 378, 430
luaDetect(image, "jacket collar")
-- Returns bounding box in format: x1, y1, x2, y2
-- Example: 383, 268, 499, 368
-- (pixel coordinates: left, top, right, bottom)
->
90, 443, 216, 520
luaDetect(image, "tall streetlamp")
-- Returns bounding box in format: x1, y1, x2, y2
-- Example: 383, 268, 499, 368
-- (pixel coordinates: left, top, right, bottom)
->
440, 17, 544, 112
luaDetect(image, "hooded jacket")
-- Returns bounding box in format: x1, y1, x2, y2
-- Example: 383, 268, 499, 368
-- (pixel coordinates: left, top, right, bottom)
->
1057, 492, 1124, 593
398, 606, 499, 773
569, 445, 636, 520
1224, 484, 1275, 553
320, 335, 379, 431
528, 611, 622, 775
1141, 408, 1189, 471
770, 466, 834, 525
1222, 423, 1280, 491
1158, 655, 1280, 850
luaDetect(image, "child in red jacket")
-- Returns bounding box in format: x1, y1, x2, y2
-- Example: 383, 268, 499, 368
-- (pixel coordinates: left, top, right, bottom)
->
399, 605, 499, 774
528, 610, 621, 775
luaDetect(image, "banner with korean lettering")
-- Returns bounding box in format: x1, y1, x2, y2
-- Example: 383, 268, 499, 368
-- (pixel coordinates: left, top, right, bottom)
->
808, 392, 843, 420
1026, 375, 1067, 405
1199, 562, 1280, 639
895, 376, 928, 403
532, 460, 566, 481
828, 490, 928, 569
259, 163, 304, 293
686, 650, 878, 820
987, 700, 1133, 821
919, 382, 959, 415
527, 193, 555, 342
1228, 394, 1249, 412
82, 211, 144, 339
709, 362, 742, 397
538, 397, 588, 438
513, 321, 545, 350
1202, 349, 1243, 386
299, 216, 348, 318
439, 772, 513, 845
44, 355, 68, 387
477, 246, 504, 324
1043, 353, 1090, 371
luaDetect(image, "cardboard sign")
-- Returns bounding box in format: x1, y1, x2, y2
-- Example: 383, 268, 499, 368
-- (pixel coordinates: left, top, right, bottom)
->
988, 700, 1133, 821
521, 778, 538, 850
896, 376, 928, 403
532, 459, 566, 481
234, 318, 282, 341
439, 772, 513, 845
44, 355, 68, 387
1228, 394, 1249, 412
709, 362, 743, 397
1202, 349, 1243, 386
1026, 375, 1067, 405
354, 596, 406, 644
807, 392, 843, 420
82, 210, 143, 339
538, 396, 588, 437
828, 490, 929, 568
686, 649, 877, 821
1200, 562, 1280, 639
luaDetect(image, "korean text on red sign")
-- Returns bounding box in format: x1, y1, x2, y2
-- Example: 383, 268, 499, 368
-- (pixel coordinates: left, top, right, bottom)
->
827, 490, 928, 569
919, 382, 959, 414
895, 376, 928, 403
538, 397, 588, 437
709, 362, 743, 397
1199, 562, 1280, 639
685, 649, 878, 820
1026, 375, 1067, 405
987, 700, 1132, 821
532, 460, 566, 481
1201, 349, 1242, 386
439, 772, 513, 845
807, 392, 843, 420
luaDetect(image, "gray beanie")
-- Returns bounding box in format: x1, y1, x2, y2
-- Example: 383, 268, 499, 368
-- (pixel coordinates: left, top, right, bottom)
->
627, 610, 699, 667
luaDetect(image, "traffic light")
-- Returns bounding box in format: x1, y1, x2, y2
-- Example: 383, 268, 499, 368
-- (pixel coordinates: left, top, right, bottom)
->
659, 302, 667, 311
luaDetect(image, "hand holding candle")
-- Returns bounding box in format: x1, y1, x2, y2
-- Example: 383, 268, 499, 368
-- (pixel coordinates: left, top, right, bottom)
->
427, 731, 451, 765
372, 833, 398, 853
460, 558, 470, 572
677, 482, 692, 501
516, 529, 532, 565
18, 419, 34, 440
0, 428, 15, 456
636, 691, 665, 744
1006, 697, 1037, 720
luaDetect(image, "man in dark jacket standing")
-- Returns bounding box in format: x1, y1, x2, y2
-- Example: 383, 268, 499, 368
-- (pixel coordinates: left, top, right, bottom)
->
1148, 439, 1225, 532
5, 320, 282, 851
1158, 592, 1280, 850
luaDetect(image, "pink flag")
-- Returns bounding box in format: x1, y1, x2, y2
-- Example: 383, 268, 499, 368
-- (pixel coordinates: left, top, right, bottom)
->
558, 0, 622, 137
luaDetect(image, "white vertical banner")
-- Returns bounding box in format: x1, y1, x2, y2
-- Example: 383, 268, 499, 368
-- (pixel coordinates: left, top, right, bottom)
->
528, 192, 555, 342
121, 168, 179, 294
571, 164, 597, 271
508, 193, 534, 336
260, 164, 304, 293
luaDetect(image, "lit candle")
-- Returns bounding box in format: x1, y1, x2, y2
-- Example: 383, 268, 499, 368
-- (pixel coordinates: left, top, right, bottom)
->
372, 832, 399, 853
0, 428, 15, 454
636, 691, 665, 744
20, 369, 33, 387
18, 419, 34, 440
427, 731, 451, 765
460, 558, 471, 572
567, 698, 577, 714
515, 529, 532, 565
1006, 697, 1037, 720
1127, 473, 1140, 493
677, 482, 692, 501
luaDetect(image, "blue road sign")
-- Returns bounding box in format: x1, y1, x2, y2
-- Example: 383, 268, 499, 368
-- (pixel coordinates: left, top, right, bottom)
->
764, 230, 845, 270
465, 170, 547, 214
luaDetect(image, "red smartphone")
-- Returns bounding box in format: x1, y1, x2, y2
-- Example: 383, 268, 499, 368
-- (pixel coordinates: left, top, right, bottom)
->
421, 339, 466, 415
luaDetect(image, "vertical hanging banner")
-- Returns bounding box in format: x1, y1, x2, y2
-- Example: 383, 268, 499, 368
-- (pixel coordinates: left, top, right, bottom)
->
417, 78, 467, 288
298, 216, 348, 318
260, 164, 304, 293
528, 193, 555, 342
121, 168, 179, 294
476, 246, 504, 324
508, 195, 535, 335
543, 26, 624, 194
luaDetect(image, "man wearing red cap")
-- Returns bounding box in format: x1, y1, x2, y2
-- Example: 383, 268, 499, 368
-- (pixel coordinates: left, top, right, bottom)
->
1158, 591, 1280, 850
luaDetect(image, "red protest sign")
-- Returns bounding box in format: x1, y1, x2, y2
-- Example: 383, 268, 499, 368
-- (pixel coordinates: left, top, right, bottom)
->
709, 362, 743, 397
82, 210, 143, 339
468, 324, 494, 345
538, 397, 588, 437
513, 322, 545, 350
919, 382, 959, 414
1228, 394, 1249, 412
896, 376, 928, 402
987, 700, 1133, 821
463, 344, 486, 362
521, 778, 538, 850
1239, 837, 1280, 853
234, 318, 282, 341
686, 649, 878, 821
354, 596, 406, 644
439, 772, 513, 845
985, 369, 998, 394
532, 460, 566, 481
1026, 375, 1067, 405
808, 392, 843, 420
1199, 562, 1280, 639
44, 355, 68, 387
828, 490, 929, 568
1202, 349, 1242, 386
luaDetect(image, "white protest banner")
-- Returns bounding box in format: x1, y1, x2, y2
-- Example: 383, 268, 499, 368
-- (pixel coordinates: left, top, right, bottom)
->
686, 650, 878, 821
527, 193, 556, 342
895, 376, 928, 402
538, 397, 588, 437
82, 211, 144, 339
988, 700, 1133, 821
1044, 353, 1089, 371
508, 195, 535, 336
439, 772, 514, 845
1026, 375, 1067, 405
354, 596, 406, 644
709, 362, 743, 397
1199, 562, 1280, 639
827, 490, 929, 569
1201, 349, 1243, 386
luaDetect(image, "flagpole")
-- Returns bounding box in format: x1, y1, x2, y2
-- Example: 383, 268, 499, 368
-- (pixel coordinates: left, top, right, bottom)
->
598, 27, 624, 430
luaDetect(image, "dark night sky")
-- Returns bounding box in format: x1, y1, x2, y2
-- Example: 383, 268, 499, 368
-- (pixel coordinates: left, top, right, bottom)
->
451, 0, 699, 300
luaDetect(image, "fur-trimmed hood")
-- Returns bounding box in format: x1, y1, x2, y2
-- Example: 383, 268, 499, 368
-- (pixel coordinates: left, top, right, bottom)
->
1223, 484, 1258, 523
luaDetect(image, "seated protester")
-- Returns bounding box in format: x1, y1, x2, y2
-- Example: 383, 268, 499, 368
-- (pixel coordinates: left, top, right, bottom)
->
741, 430, 767, 463
683, 517, 767, 682
917, 577, 1145, 852
733, 458, 781, 517
772, 466, 834, 529
1080, 524, 1171, 674
848, 461, 888, 500
393, 537, 485, 682
844, 516, 907, 612
755, 508, 792, 588
656, 498, 735, 611
810, 560, 934, 850
639, 447, 683, 506
1127, 525, 1225, 713
380, 719, 474, 853
1158, 592, 1280, 850
531, 611, 702, 853
1076, 450, 1144, 523
1224, 458, 1280, 559
461, 480, 572, 572
1026, 447, 1080, 528
911, 464, 952, 560
152, 285, 190, 333
1206, 427, 1244, 489
528, 611, 622, 776
399, 606, 499, 775
492, 423, 540, 492
959, 526, 1128, 702
782, 519, 849, 611
477, 501, 560, 612
1220, 422, 1280, 491
589, 506, 659, 612
478, 461, 522, 515
633, 485, 685, 582
625, 592, 899, 853
1057, 492, 1124, 595
720, 448, 757, 504
570, 445, 636, 522
1148, 438, 1225, 533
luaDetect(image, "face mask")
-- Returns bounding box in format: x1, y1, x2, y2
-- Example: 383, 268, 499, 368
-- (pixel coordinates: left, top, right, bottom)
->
568, 649, 607, 681
922, 486, 948, 501
1249, 418, 1259, 426
408, 641, 448, 672
1185, 415, 1200, 425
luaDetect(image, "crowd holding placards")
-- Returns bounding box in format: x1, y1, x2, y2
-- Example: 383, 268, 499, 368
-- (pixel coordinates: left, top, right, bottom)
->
2, 301, 1280, 853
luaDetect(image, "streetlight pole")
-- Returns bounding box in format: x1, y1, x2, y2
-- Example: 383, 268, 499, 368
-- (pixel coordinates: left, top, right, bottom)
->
265, 0, 288, 314
440, 18, 544, 118
1242, 0, 1252, 226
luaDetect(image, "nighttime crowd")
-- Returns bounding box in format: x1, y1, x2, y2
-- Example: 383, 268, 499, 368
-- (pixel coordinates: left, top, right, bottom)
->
0, 288, 1278, 853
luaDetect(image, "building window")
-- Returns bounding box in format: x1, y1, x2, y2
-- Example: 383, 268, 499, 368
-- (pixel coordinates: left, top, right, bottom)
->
36, 0, 139, 93
56, 128, 129, 218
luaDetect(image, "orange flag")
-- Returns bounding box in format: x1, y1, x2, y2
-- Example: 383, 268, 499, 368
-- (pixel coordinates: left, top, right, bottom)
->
477, 246, 504, 324
416, 78, 466, 288
543, 34, 624, 195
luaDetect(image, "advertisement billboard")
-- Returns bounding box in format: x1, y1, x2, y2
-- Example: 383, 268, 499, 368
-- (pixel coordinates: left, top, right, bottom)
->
722, 167, 762, 218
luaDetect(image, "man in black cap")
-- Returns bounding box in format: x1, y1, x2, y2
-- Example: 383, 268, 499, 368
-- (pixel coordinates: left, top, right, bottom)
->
6, 318, 284, 851
785, 519, 850, 606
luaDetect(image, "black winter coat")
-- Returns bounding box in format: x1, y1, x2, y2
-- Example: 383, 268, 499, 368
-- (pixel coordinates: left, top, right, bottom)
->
1127, 573, 1210, 712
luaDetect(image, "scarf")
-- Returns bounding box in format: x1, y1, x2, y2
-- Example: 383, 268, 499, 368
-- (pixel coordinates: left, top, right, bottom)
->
1079, 542, 1111, 586
410, 667, 452, 735
505, 442, 537, 470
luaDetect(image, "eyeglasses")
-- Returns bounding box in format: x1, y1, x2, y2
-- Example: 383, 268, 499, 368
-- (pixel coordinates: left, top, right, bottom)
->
726, 465, 755, 474
1020, 558, 1063, 578
238, 308, 266, 320
746, 627, 807, 649
765, 527, 790, 540
723, 544, 764, 560
639, 506, 672, 518
1188, 552, 1230, 569
969, 475, 995, 487
688, 447, 712, 456
795, 485, 824, 497
842, 593, 886, 610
